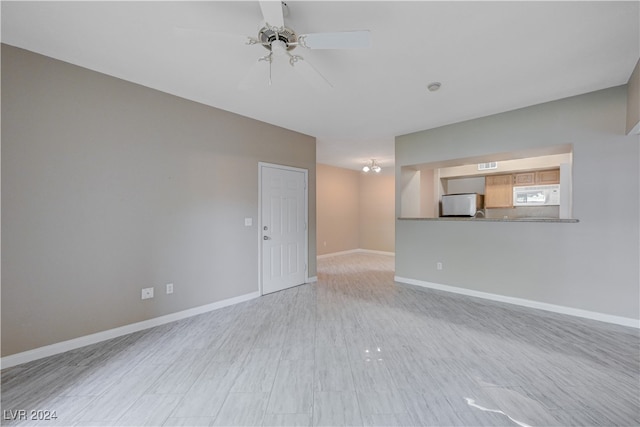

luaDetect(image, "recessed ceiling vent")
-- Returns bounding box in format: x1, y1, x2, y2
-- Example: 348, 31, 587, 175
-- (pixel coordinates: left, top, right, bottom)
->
478, 162, 498, 171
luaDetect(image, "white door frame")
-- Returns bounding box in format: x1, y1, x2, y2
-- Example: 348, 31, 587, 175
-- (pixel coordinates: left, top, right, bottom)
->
258, 162, 309, 296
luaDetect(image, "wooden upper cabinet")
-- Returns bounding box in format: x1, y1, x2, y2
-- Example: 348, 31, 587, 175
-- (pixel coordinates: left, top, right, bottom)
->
513, 169, 560, 186
484, 168, 560, 209
513, 172, 535, 186
536, 169, 560, 184
485, 174, 513, 208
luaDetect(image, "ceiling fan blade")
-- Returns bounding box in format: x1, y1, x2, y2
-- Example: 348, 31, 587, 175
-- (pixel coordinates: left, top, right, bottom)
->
298, 30, 371, 49
238, 57, 271, 91
174, 26, 259, 46
259, 1, 284, 28
289, 55, 333, 91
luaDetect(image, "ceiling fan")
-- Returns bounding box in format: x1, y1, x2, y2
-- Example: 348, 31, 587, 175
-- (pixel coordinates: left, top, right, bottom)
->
179, 1, 371, 90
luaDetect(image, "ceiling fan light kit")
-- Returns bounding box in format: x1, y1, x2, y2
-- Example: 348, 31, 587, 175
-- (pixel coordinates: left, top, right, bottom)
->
257, 25, 297, 52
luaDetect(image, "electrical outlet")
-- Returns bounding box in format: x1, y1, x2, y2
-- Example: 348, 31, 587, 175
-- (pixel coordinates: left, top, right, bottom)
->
244, 218, 252, 226
437, 262, 443, 271
141, 287, 154, 300
166, 283, 174, 294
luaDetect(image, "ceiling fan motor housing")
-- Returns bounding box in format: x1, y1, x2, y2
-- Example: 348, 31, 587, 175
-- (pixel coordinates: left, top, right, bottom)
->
259, 26, 297, 51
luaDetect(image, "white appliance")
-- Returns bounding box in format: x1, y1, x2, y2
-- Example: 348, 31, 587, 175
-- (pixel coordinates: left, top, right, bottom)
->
513, 184, 560, 206
441, 193, 484, 216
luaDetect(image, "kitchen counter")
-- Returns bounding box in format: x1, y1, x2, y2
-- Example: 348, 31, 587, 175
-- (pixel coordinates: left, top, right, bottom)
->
398, 217, 579, 223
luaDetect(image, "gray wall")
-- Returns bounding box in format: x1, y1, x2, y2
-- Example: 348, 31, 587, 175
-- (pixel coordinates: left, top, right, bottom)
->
2, 45, 317, 356
396, 86, 639, 320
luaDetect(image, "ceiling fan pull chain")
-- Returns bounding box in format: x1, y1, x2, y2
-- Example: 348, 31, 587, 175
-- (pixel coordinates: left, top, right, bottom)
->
257, 52, 274, 86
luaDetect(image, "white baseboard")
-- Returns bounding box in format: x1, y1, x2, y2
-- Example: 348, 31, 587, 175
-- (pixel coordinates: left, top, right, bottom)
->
306, 276, 318, 283
359, 249, 395, 257
317, 248, 395, 259
395, 276, 639, 329
1, 291, 260, 370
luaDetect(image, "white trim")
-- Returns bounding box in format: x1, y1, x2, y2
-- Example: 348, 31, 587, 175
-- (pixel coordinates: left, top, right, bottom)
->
258, 162, 309, 296
395, 276, 639, 329
359, 249, 395, 257
306, 276, 318, 283
317, 249, 395, 259
1, 291, 260, 370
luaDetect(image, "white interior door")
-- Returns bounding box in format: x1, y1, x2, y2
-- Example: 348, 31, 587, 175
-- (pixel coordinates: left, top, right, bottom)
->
260, 164, 307, 295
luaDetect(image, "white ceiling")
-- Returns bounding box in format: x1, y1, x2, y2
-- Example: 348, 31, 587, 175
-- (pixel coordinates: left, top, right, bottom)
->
2, 1, 638, 173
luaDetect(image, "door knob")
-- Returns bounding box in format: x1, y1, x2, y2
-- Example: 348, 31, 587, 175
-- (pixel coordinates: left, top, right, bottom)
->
263, 236, 271, 240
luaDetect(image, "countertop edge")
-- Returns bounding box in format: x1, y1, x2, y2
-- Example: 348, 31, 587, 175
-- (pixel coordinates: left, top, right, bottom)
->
397, 217, 580, 223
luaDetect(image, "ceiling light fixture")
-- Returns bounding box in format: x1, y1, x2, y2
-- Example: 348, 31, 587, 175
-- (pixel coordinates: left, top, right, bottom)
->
362, 159, 381, 173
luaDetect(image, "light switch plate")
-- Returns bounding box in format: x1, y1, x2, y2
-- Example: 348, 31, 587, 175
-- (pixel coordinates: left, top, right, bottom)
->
244, 218, 252, 226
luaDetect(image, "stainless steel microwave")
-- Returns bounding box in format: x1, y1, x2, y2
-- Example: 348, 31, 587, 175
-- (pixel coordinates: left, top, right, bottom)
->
441, 193, 484, 216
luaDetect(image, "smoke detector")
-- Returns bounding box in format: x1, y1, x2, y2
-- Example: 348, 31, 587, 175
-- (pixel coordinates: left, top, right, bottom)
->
427, 82, 442, 92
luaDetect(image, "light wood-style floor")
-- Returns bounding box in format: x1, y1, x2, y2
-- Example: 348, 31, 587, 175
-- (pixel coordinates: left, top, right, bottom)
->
2, 253, 639, 426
